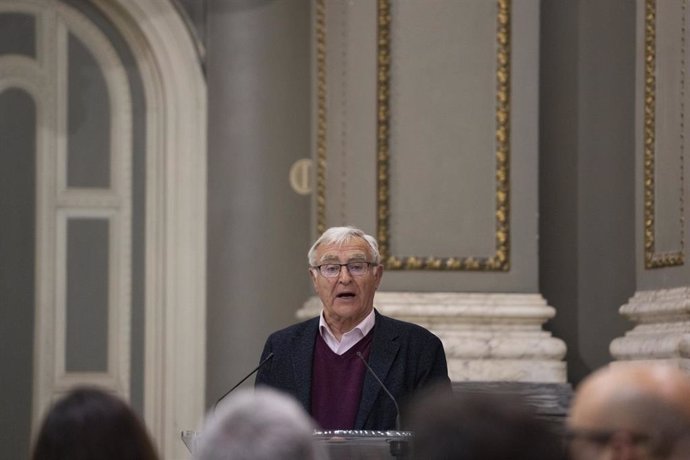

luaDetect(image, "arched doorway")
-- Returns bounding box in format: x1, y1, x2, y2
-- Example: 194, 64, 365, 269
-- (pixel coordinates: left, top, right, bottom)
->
0, 1, 206, 457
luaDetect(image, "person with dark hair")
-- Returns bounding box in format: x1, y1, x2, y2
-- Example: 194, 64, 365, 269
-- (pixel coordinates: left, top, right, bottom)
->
255, 226, 451, 431
406, 386, 565, 460
31, 386, 159, 460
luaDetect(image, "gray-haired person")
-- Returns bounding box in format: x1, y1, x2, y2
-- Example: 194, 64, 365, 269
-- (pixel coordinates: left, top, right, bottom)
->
255, 226, 451, 431
196, 387, 324, 460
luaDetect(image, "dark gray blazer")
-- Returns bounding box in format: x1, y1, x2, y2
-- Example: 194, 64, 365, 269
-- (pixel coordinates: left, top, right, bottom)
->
255, 309, 451, 430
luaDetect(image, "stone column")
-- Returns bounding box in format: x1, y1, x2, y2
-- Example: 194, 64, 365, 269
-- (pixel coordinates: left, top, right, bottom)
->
610, 0, 690, 368
206, 0, 312, 407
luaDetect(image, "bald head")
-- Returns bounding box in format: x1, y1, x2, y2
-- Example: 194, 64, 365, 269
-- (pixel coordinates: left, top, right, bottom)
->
568, 364, 690, 460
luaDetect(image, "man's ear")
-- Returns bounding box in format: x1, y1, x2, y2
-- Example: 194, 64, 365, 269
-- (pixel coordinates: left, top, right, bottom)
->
309, 268, 318, 289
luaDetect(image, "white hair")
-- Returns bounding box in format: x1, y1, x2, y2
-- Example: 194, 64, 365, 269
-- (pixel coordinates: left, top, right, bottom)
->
307, 226, 380, 266
196, 388, 325, 460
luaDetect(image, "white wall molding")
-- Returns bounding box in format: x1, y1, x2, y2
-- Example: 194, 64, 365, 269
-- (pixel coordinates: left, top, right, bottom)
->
91, 1, 208, 458
298, 291, 567, 383
611, 286, 690, 370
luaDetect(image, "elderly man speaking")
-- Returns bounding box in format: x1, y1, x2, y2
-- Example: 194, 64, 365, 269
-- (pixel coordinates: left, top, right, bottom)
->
255, 226, 450, 431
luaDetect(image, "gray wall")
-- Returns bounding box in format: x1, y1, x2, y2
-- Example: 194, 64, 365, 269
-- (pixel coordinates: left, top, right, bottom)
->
0, 88, 36, 460
540, 0, 636, 385
205, 0, 312, 408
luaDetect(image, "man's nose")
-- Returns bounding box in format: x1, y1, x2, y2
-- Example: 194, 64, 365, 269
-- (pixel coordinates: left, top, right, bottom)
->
338, 265, 353, 282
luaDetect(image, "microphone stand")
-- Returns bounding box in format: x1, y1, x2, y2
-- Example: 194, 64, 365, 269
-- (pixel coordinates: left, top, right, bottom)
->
356, 352, 411, 459
213, 352, 274, 411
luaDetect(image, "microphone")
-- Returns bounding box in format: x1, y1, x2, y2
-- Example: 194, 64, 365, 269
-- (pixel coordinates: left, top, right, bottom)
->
356, 351, 401, 431
214, 352, 274, 410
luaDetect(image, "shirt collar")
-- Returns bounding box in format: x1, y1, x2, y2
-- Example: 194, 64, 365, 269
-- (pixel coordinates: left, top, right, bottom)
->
319, 308, 376, 343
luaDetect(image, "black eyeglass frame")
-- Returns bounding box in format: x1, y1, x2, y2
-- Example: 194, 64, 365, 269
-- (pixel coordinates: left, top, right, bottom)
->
310, 261, 378, 278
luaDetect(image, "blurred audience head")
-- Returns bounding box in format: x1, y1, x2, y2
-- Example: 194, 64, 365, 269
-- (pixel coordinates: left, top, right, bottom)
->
567, 363, 690, 460
31, 386, 158, 460
196, 387, 323, 460
406, 385, 565, 460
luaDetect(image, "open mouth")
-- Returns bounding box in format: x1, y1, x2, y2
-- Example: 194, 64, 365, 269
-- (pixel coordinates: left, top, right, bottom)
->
336, 292, 356, 299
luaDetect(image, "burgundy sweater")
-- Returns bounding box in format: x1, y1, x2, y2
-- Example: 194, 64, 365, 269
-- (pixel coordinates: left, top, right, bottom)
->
310, 330, 374, 430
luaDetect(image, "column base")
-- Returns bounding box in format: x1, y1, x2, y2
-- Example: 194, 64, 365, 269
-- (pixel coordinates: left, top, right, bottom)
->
297, 291, 567, 383
610, 286, 690, 368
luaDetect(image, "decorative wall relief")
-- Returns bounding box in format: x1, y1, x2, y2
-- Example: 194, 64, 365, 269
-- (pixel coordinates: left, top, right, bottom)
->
643, 0, 686, 269
306, 0, 567, 384
314, 0, 512, 271
377, 0, 511, 271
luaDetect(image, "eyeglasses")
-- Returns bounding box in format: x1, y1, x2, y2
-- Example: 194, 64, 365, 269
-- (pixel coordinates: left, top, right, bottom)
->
312, 261, 376, 278
564, 428, 650, 447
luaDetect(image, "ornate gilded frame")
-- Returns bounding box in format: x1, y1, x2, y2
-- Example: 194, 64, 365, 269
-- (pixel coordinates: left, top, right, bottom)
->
377, 0, 511, 271
314, 0, 511, 271
643, 0, 686, 268
315, 0, 328, 234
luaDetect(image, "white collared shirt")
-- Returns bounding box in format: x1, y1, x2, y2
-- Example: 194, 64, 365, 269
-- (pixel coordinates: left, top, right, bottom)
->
319, 308, 376, 355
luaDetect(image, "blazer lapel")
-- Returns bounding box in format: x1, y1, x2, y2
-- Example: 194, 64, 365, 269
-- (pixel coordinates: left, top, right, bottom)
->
354, 311, 400, 429
291, 318, 318, 411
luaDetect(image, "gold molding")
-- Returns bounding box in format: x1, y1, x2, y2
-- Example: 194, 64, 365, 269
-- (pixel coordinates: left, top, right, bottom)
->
643, 0, 685, 268
315, 0, 327, 234
376, 0, 392, 261
377, 0, 511, 271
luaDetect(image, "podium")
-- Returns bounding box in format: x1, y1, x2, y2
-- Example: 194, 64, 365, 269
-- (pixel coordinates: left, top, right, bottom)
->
182, 429, 413, 459
313, 430, 413, 459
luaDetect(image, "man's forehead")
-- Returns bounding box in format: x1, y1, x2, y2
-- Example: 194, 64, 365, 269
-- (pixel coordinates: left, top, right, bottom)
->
316, 239, 371, 261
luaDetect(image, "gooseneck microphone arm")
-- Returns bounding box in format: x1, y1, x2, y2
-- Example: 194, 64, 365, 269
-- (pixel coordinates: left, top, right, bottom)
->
214, 352, 274, 411
356, 351, 401, 431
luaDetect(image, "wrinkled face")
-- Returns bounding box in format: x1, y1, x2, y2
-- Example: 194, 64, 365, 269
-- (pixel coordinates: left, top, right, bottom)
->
309, 237, 382, 332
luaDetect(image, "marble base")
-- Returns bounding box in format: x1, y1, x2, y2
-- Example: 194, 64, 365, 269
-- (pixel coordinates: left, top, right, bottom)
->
610, 286, 690, 369
297, 292, 567, 383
